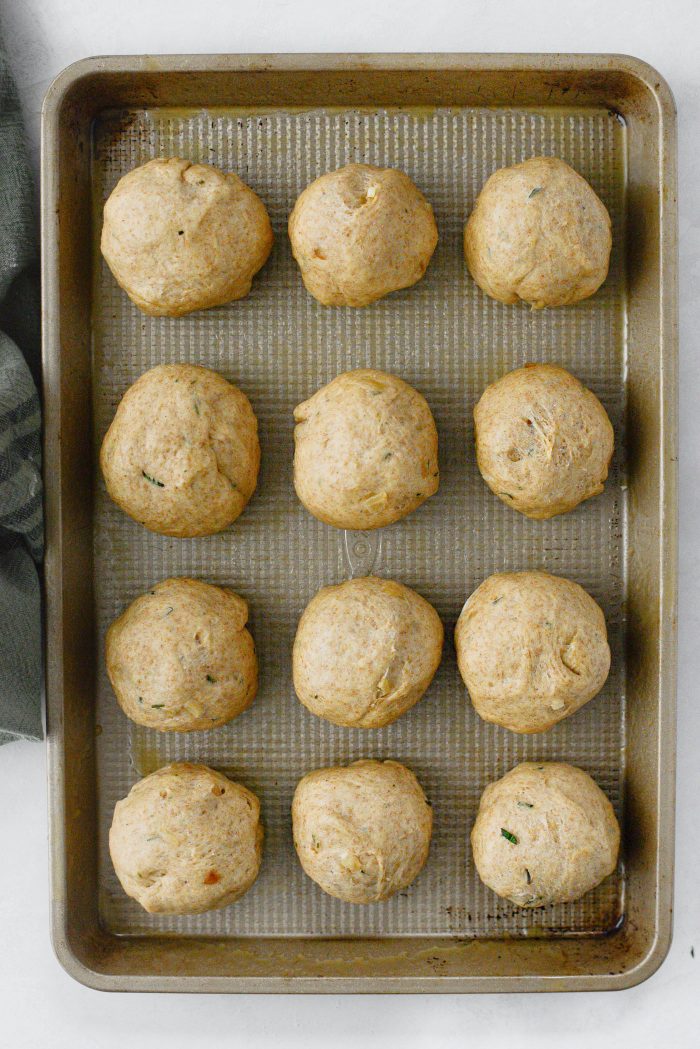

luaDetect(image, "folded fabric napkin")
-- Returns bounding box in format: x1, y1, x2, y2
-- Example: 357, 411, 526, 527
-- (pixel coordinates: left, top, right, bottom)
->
0, 47, 43, 744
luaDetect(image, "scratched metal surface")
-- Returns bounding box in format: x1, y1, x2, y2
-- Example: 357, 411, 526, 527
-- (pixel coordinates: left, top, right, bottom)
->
92, 104, 626, 938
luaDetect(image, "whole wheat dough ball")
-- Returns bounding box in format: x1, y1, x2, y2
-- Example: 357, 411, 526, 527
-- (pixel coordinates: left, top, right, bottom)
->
464, 156, 611, 308
288, 163, 438, 307
473, 364, 614, 519
101, 157, 273, 316
471, 762, 620, 907
100, 363, 260, 537
293, 369, 439, 530
455, 571, 610, 734
106, 577, 257, 732
292, 759, 432, 903
109, 763, 263, 914
293, 576, 443, 728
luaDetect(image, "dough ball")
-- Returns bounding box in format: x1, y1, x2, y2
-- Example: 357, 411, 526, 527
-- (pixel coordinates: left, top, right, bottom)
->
292, 759, 432, 903
471, 762, 620, 907
106, 577, 257, 732
464, 156, 611, 308
100, 363, 260, 537
101, 157, 273, 316
288, 163, 438, 307
109, 763, 263, 914
293, 576, 443, 728
474, 363, 613, 519
455, 571, 610, 734
293, 369, 439, 529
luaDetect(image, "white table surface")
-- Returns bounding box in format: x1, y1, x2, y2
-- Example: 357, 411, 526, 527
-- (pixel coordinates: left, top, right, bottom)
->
1, 1, 698, 1045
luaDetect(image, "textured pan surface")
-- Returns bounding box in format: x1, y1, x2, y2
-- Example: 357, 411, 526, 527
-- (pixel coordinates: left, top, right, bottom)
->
92, 102, 627, 939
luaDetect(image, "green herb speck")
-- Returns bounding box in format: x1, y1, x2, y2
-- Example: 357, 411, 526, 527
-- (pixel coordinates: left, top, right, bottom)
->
193, 399, 201, 415
501, 828, 518, 845
151, 704, 165, 709
142, 471, 164, 488
528, 187, 543, 199
206, 674, 216, 683
137, 696, 144, 704
384, 452, 393, 460
517, 801, 534, 809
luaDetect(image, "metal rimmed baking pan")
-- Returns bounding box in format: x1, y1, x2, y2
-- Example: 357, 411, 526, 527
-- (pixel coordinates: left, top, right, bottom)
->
42, 53, 677, 992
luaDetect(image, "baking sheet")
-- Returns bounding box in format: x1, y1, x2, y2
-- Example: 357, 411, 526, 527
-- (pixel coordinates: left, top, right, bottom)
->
91, 102, 627, 940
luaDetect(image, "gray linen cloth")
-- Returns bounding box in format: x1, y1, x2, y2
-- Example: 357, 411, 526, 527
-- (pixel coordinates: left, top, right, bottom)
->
0, 47, 43, 744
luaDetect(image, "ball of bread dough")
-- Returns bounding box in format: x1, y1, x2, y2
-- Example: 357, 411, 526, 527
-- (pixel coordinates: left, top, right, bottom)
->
109, 763, 263, 914
455, 571, 610, 734
292, 759, 432, 903
293, 576, 443, 728
464, 156, 611, 308
106, 577, 257, 732
294, 369, 439, 529
100, 363, 260, 537
471, 762, 620, 907
474, 363, 613, 519
288, 163, 438, 307
101, 157, 273, 316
